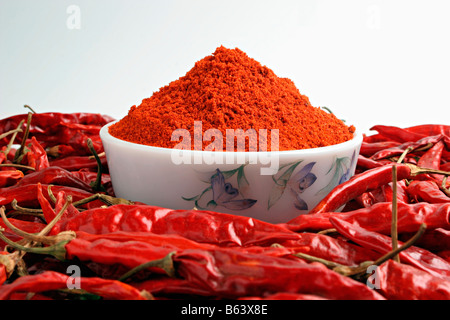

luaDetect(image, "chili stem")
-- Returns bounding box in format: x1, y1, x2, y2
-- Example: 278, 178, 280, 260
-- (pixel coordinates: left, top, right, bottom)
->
391, 165, 400, 263
0, 207, 75, 245
291, 251, 343, 269
23, 105, 36, 114
118, 252, 176, 282
72, 192, 134, 207
397, 146, 414, 164
13, 112, 32, 164
1, 120, 24, 158
47, 185, 57, 203
11, 199, 44, 218
408, 163, 450, 177
0, 229, 69, 261
86, 138, 106, 193
317, 228, 337, 235
0, 163, 35, 171
88, 152, 105, 160
0, 127, 23, 141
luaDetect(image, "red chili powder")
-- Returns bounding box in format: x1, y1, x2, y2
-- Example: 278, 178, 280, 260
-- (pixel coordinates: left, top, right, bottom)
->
109, 46, 355, 151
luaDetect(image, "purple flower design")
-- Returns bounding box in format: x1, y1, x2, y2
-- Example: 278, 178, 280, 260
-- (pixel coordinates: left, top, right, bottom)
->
339, 151, 357, 184
288, 162, 317, 210
209, 169, 257, 211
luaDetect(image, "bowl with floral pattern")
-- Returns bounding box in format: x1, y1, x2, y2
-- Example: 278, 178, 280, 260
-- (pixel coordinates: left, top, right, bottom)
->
100, 122, 363, 224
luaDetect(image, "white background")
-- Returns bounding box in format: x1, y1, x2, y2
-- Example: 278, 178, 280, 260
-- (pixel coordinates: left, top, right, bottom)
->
1, 0, 449, 135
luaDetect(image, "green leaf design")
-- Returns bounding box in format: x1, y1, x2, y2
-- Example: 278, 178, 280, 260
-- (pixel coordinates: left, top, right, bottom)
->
268, 160, 303, 210
182, 186, 212, 202
237, 165, 250, 191
316, 157, 350, 197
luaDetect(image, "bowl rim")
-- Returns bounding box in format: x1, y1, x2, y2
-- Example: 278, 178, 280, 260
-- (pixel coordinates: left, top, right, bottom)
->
100, 121, 363, 156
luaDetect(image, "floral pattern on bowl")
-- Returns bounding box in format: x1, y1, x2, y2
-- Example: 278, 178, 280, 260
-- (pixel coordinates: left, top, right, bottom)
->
182, 165, 257, 211
316, 150, 357, 197
268, 161, 317, 211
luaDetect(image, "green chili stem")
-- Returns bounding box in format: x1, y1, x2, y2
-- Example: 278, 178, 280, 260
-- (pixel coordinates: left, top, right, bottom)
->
0, 230, 69, 261
13, 112, 32, 164
10, 200, 44, 217
0, 163, 35, 171
23, 105, 36, 114
0, 206, 75, 245
317, 228, 337, 235
118, 252, 176, 282
86, 138, 106, 192
1, 119, 24, 158
408, 163, 450, 177
397, 146, 414, 164
0, 127, 23, 141
292, 251, 343, 269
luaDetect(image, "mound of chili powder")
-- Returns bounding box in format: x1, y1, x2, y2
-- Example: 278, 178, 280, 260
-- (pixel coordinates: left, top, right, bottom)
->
109, 46, 355, 151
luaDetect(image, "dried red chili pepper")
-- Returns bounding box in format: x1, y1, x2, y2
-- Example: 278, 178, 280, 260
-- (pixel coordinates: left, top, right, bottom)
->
405, 124, 450, 137
407, 180, 450, 204
172, 248, 385, 300
358, 180, 409, 207
370, 125, 427, 143
0, 184, 102, 210
0, 270, 148, 300
49, 155, 108, 172
356, 155, 384, 170
26, 136, 50, 171
53, 204, 300, 246
371, 134, 444, 161
330, 217, 450, 280
339, 202, 450, 235
14, 166, 94, 192
359, 141, 401, 157
418, 140, 444, 170
277, 232, 379, 266
0, 170, 24, 188
377, 259, 450, 300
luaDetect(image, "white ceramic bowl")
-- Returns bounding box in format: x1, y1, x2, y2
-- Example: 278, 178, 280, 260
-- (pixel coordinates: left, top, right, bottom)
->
100, 122, 363, 224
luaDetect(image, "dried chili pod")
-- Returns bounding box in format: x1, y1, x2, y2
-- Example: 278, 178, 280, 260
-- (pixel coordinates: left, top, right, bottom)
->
15, 166, 94, 192
371, 134, 444, 161
54, 204, 301, 246
370, 125, 427, 143
172, 248, 385, 300
407, 180, 450, 204
377, 260, 450, 300
330, 217, 450, 280
0, 170, 24, 188
0, 270, 148, 300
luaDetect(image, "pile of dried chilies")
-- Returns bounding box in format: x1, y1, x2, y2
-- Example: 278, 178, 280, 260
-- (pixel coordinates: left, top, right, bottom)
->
0, 110, 449, 300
